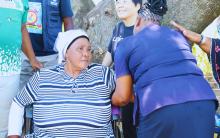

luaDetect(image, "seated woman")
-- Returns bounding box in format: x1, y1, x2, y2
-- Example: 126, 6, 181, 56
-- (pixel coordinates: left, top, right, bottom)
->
8, 29, 115, 138
171, 20, 220, 86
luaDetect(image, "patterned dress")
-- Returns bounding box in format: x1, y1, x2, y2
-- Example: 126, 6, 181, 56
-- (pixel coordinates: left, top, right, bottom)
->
210, 39, 220, 86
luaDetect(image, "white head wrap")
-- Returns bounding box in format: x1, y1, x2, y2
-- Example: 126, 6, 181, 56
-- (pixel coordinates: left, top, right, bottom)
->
54, 29, 89, 63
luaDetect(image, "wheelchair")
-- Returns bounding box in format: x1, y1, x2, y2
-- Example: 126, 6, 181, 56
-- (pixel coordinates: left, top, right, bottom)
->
24, 106, 124, 138
215, 113, 220, 138
112, 106, 124, 138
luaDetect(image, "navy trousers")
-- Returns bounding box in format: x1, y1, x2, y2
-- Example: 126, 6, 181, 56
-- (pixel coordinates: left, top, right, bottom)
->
137, 100, 216, 138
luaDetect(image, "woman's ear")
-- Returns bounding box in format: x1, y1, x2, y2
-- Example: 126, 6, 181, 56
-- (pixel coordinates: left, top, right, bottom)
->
134, 16, 141, 34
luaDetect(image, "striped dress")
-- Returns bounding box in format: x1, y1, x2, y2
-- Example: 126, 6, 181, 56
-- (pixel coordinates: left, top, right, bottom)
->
14, 63, 115, 138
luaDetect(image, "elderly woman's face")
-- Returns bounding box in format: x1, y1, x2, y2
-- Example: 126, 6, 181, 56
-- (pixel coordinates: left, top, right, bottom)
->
66, 37, 92, 70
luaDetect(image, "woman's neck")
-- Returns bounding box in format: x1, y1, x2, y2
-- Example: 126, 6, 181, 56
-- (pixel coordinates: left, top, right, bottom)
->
64, 63, 81, 79
123, 14, 138, 27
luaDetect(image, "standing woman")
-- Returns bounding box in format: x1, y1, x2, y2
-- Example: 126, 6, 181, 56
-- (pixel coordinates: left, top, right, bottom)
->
112, 0, 217, 137
102, 0, 142, 138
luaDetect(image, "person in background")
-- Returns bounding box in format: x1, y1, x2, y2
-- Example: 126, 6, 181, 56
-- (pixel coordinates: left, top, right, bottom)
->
102, 0, 142, 137
20, 0, 74, 133
8, 29, 115, 138
171, 20, 220, 86
112, 0, 218, 137
0, 0, 42, 137
20, 0, 74, 92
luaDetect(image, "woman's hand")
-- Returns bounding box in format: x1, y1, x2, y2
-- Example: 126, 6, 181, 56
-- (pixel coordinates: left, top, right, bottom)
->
170, 20, 201, 44
170, 20, 211, 54
29, 58, 43, 71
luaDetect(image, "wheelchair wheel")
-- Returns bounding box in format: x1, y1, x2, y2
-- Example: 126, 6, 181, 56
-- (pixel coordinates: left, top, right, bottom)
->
112, 120, 124, 138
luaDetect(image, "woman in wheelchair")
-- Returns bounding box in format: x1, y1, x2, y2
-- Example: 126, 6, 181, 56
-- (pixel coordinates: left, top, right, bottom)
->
8, 29, 116, 138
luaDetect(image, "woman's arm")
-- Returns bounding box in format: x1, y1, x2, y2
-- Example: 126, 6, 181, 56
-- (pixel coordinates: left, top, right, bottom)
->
112, 75, 133, 106
102, 52, 113, 67
8, 101, 25, 137
21, 24, 43, 70
170, 21, 211, 54
63, 17, 74, 31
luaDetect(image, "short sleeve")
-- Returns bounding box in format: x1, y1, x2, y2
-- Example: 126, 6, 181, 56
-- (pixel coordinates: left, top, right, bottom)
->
103, 66, 115, 97
60, 0, 74, 17
211, 38, 220, 50
14, 71, 40, 107
108, 68, 116, 92
114, 40, 131, 79
22, 0, 29, 24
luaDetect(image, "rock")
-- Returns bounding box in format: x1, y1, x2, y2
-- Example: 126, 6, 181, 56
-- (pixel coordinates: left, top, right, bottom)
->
83, 0, 118, 63
72, 0, 95, 28
163, 0, 220, 33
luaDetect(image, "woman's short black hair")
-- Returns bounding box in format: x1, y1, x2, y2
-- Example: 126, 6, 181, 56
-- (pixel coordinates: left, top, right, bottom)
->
145, 0, 167, 16
132, 0, 142, 6
138, 0, 167, 23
